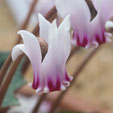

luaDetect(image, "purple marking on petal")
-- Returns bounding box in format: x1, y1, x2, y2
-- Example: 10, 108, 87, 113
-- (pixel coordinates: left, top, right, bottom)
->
55, 77, 61, 90
47, 78, 54, 91
73, 33, 88, 47
95, 33, 106, 45
32, 74, 39, 89
65, 72, 71, 82
32, 76, 36, 89
47, 76, 61, 92
82, 37, 88, 47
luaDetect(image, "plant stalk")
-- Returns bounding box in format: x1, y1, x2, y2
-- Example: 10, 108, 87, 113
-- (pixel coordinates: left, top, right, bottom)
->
31, 94, 47, 113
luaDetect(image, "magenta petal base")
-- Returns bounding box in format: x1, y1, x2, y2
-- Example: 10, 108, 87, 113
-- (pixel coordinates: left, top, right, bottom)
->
30, 73, 73, 94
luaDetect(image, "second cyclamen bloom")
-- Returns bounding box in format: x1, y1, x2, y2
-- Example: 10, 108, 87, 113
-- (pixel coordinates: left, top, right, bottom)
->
56, 0, 113, 48
12, 14, 72, 93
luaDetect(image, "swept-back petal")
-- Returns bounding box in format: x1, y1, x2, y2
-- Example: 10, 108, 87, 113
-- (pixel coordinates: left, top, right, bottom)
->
12, 44, 25, 61
56, 0, 91, 21
58, 15, 73, 86
41, 17, 72, 93
48, 19, 57, 45
91, 0, 101, 11
38, 13, 51, 43
92, 0, 113, 23
17, 30, 42, 89
12, 45, 42, 70
56, 0, 91, 47
58, 15, 71, 64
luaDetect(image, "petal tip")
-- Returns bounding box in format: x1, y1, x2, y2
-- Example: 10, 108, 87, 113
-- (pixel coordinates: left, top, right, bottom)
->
11, 50, 16, 61
64, 14, 70, 22
44, 87, 49, 93
52, 19, 57, 25
106, 38, 111, 43
85, 44, 90, 49
105, 21, 113, 29
71, 40, 77, 46
11, 44, 24, 61
38, 13, 44, 20
93, 41, 99, 48
64, 81, 70, 87
70, 76, 73, 81
36, 88, 42, 94
60, 85, 66, 91
17, 30, 26, 35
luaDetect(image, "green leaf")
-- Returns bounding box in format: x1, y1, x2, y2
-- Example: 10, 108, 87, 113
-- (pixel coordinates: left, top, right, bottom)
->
0, 52, 26, 107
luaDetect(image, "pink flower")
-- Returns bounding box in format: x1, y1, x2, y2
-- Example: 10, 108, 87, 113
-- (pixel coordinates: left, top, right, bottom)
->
56, 0, 113, 48
11, 14, 72, 93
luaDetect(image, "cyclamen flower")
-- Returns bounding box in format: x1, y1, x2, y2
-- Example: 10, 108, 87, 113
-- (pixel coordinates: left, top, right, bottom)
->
56, 0, 113, 48
12, 14, 72, 93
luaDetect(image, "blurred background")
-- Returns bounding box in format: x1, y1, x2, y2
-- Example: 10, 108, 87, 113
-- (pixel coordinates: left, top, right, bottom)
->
1, 0, 113, 113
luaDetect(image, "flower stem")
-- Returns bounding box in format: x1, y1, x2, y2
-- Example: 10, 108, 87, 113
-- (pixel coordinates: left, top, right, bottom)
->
0, 55, 12, 86
48, 47, 100, 113
0, 0, 39, 86
85, 0, 97, 19
31, 94, 47, 113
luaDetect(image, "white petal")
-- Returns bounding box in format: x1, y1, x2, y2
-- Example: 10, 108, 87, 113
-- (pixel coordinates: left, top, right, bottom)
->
91, 0, 101, 11
105, 21, 113, 29
42, 19, 59, 72
38, 13, 51, 43
12, 44, 26, 61
17, 30, 42, 78
41, 17, 71, 91
58, 15, 70, 33
58, 15, 71, 63
92, 0, 113, 23
56, 0, 91, 39
48, 19, 58, 45
71, 40, 77, 46
12, 44, 24, 61
12, 44, 41, 73
44, 87, 49, 93
104, 32, 112, 38
106, 38, 111, 43
60, 85, 66, 91
92, 41, 99, 48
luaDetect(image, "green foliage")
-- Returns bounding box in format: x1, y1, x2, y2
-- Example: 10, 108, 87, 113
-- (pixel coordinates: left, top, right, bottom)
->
0, 52, 26, 107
